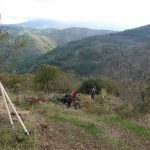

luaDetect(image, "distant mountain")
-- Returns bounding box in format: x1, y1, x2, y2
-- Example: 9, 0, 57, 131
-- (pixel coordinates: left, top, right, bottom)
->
35, 24, 150, 76
14, 19, 120, 30
0, 25, 113, 72
17, 19, 71, 29
40, 27, 114, 45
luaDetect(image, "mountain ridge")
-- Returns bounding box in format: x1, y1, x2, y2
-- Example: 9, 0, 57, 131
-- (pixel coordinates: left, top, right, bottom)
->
11, 19, 122, 30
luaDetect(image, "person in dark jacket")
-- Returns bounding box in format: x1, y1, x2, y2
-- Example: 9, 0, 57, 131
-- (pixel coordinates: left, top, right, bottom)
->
91, 86, 97, 100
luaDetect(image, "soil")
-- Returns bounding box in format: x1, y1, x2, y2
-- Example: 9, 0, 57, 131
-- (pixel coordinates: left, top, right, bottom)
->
37, 120, 110, 150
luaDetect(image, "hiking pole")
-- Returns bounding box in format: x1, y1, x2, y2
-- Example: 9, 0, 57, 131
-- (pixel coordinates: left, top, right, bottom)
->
0, 82, 30, 135
0, 83, 15, 131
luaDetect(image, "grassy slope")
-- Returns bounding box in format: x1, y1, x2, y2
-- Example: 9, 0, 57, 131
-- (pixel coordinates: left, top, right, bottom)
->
0, 94, 149, 150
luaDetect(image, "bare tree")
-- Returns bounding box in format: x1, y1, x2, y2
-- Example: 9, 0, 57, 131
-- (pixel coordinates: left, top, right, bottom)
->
105, 48, 150, 101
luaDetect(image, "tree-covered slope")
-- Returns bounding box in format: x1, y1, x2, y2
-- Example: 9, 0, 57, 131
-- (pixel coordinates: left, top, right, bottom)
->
36, 24, 150, 76
40, 27, 114, 45
0, 26, 112, 72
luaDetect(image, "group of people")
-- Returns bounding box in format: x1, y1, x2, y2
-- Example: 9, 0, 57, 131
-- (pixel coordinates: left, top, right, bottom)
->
60, 86, 97, 109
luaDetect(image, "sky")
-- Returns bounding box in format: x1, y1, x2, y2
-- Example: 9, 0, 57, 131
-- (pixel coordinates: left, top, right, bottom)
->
0, 0, 150, 30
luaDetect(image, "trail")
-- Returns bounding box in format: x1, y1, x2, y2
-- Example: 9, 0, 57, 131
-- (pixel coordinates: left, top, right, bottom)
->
99, 121, 150, 150
60, 113, 150, 150
38, 120, 109, 150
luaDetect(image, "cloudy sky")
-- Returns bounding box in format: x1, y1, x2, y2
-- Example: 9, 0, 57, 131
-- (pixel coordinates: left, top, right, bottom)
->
0, 0, 150, 30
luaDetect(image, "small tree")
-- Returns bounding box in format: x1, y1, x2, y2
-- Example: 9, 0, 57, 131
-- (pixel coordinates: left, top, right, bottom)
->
34, 64, 62, 91
106, 49, 150, 101
53, 71, 80, 92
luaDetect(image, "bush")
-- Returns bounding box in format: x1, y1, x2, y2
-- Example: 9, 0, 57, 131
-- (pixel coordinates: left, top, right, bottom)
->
51, 95, 61, 104
134, 101, 150, 114
115, 102, 134, 119
78, 76, 119, 95
79, 94, 111, 115
78, 79, 101, 94
115, 101, 150, 119
95, 77, 120, 96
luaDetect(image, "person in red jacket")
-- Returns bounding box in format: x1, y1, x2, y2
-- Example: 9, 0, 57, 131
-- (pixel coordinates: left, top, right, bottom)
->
60, 90, 77, 108
67, 90, 77, 108
70, 90, 77, 99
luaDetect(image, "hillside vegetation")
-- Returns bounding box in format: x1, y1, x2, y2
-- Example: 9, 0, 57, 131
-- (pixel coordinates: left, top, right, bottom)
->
0, 26, 112, 72
37, 24, 150, 76
31, 25, 150, 103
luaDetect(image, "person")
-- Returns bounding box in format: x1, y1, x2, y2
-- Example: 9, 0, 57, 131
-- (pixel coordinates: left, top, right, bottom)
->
70, 90, 77, 99
60, 90, 77, 108
91, 86, 97, 100
68, 90, 77, 108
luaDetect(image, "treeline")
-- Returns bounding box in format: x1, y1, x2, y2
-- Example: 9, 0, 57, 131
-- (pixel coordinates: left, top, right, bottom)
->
0, 63, 149, 117
0, 64, 119, 96
0, 61, 149, 103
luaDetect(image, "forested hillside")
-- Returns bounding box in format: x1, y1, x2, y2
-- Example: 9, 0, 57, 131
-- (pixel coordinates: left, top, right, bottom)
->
0, 26, 112, 72
37, 24, 150, 76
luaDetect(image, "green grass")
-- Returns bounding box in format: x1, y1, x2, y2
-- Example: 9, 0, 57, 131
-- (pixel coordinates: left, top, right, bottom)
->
50, 114, 101, 136
0, 115, 37, 150
101, 115, 150, 137
13, 100, 32, 110
120, 122, 150, 137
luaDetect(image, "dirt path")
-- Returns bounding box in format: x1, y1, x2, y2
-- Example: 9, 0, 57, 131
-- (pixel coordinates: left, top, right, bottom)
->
100, 121, 150, 150
62, 114, 150, 150
37, 120, 110, 150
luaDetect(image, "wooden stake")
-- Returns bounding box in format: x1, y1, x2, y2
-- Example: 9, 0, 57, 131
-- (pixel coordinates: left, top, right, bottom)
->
0, 82, 30, 135
0, 83, 15, 130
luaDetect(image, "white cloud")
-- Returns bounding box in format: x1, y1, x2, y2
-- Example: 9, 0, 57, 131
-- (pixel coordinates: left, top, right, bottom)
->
0, 0, 150, 29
